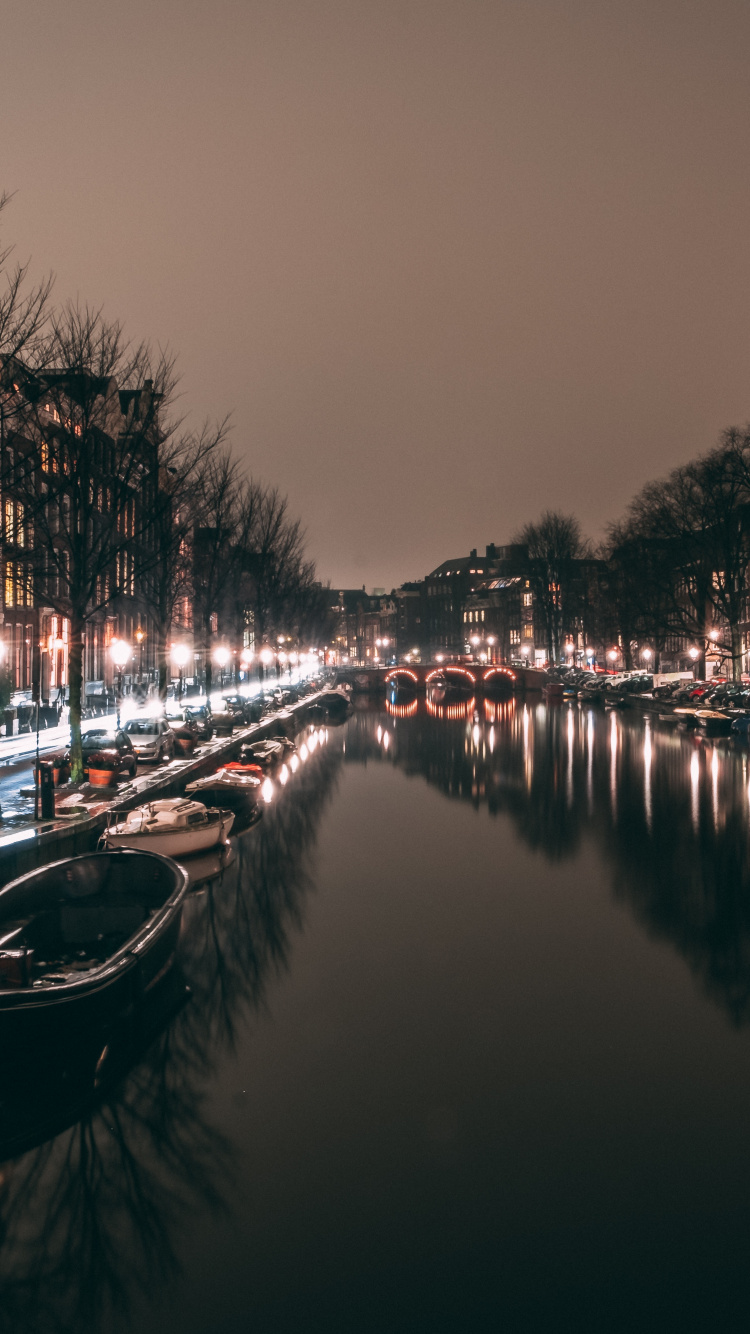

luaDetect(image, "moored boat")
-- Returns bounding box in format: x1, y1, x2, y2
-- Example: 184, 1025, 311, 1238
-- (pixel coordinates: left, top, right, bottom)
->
238, 738, 289, 769
185, 767, 261, 807
102, 798, 234, 856
0, 850, 188, 1043
694, 709, 733, 736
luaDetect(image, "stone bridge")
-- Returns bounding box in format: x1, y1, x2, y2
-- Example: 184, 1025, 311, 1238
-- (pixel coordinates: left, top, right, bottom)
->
335, 663, 547, 694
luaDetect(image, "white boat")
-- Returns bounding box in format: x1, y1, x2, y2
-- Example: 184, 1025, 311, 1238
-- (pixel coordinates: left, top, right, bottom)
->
102, 798, 234, 856
185, 768, 261, 806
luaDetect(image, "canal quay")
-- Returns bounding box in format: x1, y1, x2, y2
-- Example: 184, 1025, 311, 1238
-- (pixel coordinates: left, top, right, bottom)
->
3, 693, 750, 1332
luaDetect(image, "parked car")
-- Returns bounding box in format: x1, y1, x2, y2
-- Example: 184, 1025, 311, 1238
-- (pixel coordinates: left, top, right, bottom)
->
183, 701, 213, 740
221, 694, 257, 725
123, 717, 176, 763
64, 726, 137, 779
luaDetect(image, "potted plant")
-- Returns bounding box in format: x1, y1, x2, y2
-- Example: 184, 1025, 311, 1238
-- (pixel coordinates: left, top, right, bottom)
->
86, 750, 119, 787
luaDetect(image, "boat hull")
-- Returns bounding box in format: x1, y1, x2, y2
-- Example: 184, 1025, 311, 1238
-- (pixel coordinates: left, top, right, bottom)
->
0, 850, 187, 1048
103, 812, 234, 856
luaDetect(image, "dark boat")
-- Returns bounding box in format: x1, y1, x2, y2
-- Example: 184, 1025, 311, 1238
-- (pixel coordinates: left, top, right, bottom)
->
308, 689, 352, 720
0, 850, 188, 1046
239, 738, 289, 770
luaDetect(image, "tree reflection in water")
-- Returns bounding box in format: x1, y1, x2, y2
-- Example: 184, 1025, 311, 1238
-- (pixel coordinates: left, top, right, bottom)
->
350, 698, 750, 1026
0, 725, 345, 1334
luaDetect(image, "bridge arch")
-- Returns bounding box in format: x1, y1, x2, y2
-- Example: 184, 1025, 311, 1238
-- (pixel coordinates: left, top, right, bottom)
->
483, 666, 517, 684
385, 668, 419, 685
425, 665, 477, 686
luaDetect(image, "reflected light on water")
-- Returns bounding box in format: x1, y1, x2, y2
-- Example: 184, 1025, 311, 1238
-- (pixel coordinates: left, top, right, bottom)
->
610, 711, 618, 818
691, 751, 700, 832
587, 712, 594, 815
643, 725, 652, 831
261, 777, 274, 804
279, 764, 289, 785
566, 708, 574, 808
290, 754, 299, 773
712, 747, 719, 831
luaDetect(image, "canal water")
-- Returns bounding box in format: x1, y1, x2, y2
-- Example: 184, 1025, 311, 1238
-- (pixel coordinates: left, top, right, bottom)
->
3, 696, 750, 1332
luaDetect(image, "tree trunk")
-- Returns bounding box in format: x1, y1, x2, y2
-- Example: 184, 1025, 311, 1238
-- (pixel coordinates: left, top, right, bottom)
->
204, 617, 213, 696
68, 611, 85, 784
731, 620, 743, 682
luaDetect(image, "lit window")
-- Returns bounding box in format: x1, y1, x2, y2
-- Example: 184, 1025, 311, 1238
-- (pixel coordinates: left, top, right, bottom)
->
510, 629, 520, 644
25, 569, 33, 607
4, 563, 13, 607
4, 500, 13, 544
524, 624, 534, 639
523, 593, 533, 606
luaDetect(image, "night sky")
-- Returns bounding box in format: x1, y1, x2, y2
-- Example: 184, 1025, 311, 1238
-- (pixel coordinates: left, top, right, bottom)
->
3, 0, 749, 590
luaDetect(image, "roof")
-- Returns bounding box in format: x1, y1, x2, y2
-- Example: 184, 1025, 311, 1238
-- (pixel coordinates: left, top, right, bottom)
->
427, 555, 489, 579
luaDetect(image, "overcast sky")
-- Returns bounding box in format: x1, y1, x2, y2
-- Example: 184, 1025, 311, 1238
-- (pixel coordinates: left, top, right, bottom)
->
2, 0, 749, 590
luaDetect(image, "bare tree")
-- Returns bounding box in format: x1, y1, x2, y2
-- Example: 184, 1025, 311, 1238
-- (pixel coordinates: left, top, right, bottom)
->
7, 304, 177, 779
625, 430, 750, 680
141, 418, 228, 697
513, 511, 588, 663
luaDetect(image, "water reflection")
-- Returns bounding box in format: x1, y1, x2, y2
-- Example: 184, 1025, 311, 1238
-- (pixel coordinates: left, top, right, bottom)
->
0, 725, 345, 1333
347, 699, 750, 1025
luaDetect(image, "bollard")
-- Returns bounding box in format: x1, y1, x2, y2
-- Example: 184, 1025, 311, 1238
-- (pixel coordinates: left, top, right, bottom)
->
39, 763, 55, 820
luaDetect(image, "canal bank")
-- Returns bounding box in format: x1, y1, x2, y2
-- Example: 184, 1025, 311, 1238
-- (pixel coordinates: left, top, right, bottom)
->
0, 692, 326, 882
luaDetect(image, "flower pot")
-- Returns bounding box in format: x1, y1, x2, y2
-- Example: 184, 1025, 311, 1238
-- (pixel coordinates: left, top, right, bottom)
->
88, 768, 115, 787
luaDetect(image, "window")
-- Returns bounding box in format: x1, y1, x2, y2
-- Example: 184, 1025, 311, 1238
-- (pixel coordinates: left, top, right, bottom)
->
25, 569, 33, 607
4, 500, 13, 543
524, 623, 534, 639
523, 593, 533, 607
210, 612, 218, 634
510, 628, 520, 645
4, 563, 13, 608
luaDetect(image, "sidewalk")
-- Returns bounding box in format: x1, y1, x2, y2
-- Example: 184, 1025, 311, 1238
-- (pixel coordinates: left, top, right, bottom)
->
0, 689, 323, 877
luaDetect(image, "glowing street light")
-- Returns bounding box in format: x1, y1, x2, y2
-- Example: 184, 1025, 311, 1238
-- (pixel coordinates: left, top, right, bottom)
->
689, 647, 699, 660
110, 638, 131, 727
642, 648, 653, 662
171, 643, 190, 699
607, 649, 618, 663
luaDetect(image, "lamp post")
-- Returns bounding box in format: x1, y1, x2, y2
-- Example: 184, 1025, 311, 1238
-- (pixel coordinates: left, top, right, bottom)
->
486, 635, 496, 664
135, 625, 146, 681
240, 647, 254, 681
171, 643, 190, 700
213, 646, 230, 690
110, 638, 131, 728
470, 634, 480, 661
259, 646, 274, 682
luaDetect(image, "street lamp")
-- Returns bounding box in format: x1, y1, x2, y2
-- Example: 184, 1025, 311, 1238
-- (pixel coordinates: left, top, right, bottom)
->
607, 649, 618, 664
213, 645, 230, 688
642, 648, 653, 663
110, 638, 131, 728
171, 643, 190, 700
470, 634, 480, 660
486, 635, 496, 663
135, 625, 146, 680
